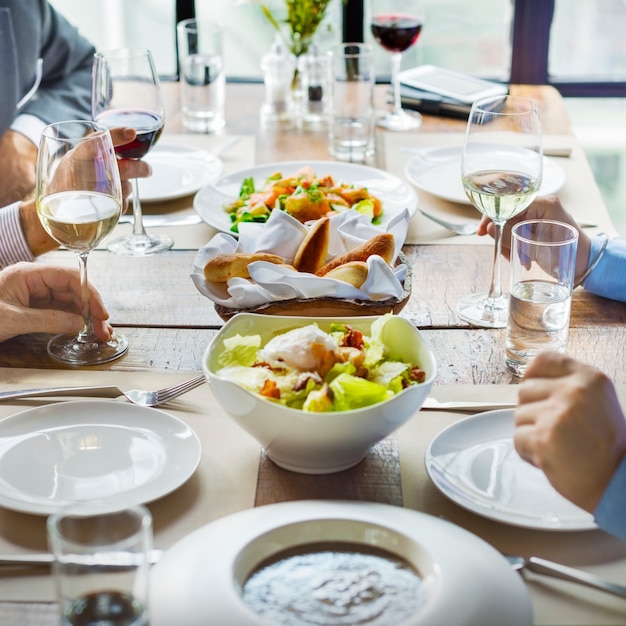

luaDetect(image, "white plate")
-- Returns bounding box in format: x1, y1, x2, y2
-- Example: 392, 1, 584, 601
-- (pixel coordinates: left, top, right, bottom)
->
138, 142, 223, 202
193, 160, 418, 235
0, 400, 201, 515
150, 500, 532, 626
404, 146, 565, 204
425, 409, 596, 531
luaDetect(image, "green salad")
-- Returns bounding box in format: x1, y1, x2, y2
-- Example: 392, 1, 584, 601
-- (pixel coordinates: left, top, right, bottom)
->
215, 315, 426, 412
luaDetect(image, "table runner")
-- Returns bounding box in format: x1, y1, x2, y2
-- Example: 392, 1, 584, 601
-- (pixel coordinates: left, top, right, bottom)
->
383, 132, 618, 245
0, 368, 260, 602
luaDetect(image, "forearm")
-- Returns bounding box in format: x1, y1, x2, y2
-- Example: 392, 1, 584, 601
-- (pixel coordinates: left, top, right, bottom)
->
19, 200, 57, 257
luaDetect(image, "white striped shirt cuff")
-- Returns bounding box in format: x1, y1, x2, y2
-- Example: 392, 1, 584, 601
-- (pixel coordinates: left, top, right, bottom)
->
0, 202, 35, 268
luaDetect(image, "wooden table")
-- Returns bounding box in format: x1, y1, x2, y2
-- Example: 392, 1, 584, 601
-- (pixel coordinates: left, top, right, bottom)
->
2, 83, 626, 625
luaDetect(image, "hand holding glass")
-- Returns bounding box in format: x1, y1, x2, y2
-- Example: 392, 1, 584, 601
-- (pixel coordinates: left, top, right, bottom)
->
36, 120, 128, 365
370, 0, 423, 131
92, 48, 173, 255
457, 95, 543, 328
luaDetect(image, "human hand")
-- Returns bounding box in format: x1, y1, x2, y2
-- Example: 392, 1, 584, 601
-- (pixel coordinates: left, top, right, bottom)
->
477, 196, 592, 282
109, 128, 152, 211
0, 262, 112, 343
0, 130, 38, 204
514, 351, 626, 513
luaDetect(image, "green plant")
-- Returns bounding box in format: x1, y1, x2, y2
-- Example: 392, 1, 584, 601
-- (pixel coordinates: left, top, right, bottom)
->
260, 0, 335, 57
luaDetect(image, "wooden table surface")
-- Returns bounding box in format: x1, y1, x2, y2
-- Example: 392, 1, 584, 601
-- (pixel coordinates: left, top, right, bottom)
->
2, 83, 626, 625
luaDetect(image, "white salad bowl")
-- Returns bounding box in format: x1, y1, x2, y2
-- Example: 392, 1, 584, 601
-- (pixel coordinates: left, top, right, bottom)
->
202, 313, 437, 474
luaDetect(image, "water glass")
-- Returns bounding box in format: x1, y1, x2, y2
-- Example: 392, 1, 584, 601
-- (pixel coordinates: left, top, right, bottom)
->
48, 503, 153, 626
505, 219, 579, 376
328, 42, 375, 162
177, 18, 225, 133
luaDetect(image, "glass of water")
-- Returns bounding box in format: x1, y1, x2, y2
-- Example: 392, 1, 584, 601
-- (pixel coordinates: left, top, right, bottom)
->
177, 18, 226, 133
505, 219, 579, 376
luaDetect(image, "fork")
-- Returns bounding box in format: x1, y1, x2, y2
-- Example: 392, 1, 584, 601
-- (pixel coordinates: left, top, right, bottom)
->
0, 374, 206, 407
419, 209, 480, 236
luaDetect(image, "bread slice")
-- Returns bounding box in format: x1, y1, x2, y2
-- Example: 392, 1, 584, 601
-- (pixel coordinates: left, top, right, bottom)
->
324, 261, 369, 288
315, 232, 395, 277
292, 217, 330, 274
204, 252, 285, 283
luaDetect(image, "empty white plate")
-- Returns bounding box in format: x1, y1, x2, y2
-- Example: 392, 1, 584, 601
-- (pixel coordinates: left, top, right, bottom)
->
138, 142, 223, 202
405, 146, 566, 205
425, 409, 596, 530
0, 400, 202, 515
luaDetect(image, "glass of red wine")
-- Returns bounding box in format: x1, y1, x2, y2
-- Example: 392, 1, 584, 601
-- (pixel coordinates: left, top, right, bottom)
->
370, 0, 424, 131
92, 48, 173, 255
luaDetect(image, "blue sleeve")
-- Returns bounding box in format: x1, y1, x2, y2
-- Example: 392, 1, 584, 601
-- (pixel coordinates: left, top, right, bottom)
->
583, 236, 626, 302
595, 455, 626, 542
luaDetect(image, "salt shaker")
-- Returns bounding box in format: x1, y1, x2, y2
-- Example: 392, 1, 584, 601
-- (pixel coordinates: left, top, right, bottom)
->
260, 35, 296, 128
297, 45, 330, 131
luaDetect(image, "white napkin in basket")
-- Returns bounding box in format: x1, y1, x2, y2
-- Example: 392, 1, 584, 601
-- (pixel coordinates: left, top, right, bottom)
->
191, 209, 410, 309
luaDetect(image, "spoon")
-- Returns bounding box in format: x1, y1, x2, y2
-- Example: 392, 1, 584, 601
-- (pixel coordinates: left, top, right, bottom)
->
508, 555, 626, 599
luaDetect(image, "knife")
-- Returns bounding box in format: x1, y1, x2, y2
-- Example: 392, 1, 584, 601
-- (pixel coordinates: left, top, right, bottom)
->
421, 398, 516, 412
118, 213, 203, 227
0, 549, 164, 568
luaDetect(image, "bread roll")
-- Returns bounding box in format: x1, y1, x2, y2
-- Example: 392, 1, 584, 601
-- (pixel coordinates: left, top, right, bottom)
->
315, 232, 395, 277
324, 261, 369, 288
292, 217, 330, 273
204, 252, 286, 283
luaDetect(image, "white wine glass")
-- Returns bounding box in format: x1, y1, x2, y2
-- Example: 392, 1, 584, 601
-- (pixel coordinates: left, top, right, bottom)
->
457, 95, 543, 328
36, 120, 128, 364
92, 48, 173, 255
370, 0, 424, 131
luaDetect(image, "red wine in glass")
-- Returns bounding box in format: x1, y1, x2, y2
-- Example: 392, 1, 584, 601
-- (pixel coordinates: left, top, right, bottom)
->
95, 110, 164, 159
371, 14, 423, 53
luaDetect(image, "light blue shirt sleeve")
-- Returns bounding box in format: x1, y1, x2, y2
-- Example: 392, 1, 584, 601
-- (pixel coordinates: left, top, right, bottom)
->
583, 236, 626, 302
595, 455, 626, 542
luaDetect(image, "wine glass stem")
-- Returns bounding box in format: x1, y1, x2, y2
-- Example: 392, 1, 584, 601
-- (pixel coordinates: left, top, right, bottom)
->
390, 52, 403, 117
76, 252, 97, 344
487, 221, 505, 302
131, 178, 147, 237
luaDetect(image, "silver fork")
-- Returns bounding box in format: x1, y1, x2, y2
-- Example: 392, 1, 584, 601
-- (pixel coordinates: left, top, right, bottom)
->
0, 374, 206, 407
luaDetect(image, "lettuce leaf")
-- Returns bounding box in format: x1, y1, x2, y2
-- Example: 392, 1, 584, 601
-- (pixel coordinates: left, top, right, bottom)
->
218, 334, 262, 368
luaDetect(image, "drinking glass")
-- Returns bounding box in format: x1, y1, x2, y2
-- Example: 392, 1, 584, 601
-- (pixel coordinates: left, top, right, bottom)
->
457, 95, 543, 328
370, 0, 424, 131
92, 48, 173, 255
48, 502, 152, 626
36, 120, 128, 364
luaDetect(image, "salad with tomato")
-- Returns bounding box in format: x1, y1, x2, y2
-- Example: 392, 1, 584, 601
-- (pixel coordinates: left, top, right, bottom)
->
214, 315, 426, 412
223, 166, 383, 233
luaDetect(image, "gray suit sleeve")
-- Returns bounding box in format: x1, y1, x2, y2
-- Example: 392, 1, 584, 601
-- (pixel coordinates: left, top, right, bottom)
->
18, 0, 96, 125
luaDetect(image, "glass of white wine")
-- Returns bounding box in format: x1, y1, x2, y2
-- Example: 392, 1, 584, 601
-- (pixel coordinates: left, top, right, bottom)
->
36, 120, 128, 364
457, 95, 543, 328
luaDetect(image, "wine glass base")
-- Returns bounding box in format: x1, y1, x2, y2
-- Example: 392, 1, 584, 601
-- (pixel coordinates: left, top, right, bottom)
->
47, 331, 129, 366
457, 292, 509, 329
377, 109, 422, 131
107, 233, 174, 256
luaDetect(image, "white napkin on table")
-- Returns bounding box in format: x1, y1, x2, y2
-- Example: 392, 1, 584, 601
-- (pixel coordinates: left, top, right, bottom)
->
191, 209, 410, 309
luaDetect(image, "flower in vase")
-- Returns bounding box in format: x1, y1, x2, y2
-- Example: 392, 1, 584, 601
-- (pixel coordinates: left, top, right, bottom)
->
242, 0, 335, 58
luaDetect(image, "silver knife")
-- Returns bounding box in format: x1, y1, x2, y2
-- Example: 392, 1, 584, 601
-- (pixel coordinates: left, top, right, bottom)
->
421, 398, 516, 412
0, 549, 164, 567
